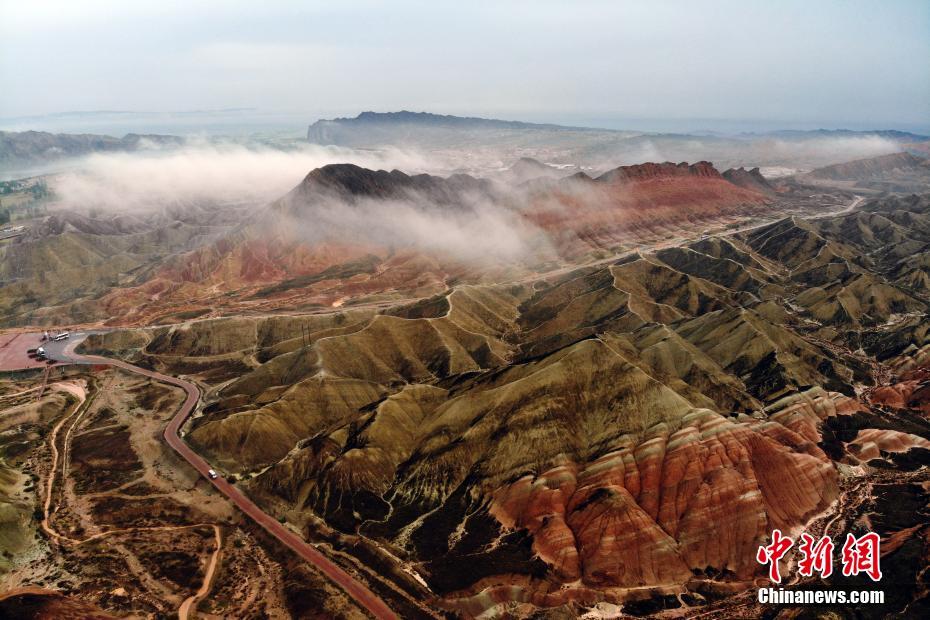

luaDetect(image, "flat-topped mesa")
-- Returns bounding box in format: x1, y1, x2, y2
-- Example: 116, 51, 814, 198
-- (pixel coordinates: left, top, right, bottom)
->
307, 110, 578, 142
596, 161, 722, 183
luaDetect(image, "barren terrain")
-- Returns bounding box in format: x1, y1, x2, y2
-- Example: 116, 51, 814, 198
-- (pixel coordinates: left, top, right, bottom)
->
2, 151, 929, 618
0, 366, 372, 618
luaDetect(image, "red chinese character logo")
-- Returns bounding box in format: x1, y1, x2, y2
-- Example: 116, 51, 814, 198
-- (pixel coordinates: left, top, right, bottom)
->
841, 532, 882, 581
797, 533, 834, 578
757, 529, 794, 583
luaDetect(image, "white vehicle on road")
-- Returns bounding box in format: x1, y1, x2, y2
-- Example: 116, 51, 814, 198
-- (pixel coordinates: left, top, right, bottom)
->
52, 332, 70, 341
207, 469, 218, 479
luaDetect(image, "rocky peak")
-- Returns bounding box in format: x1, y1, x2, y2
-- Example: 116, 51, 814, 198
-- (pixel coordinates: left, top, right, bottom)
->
293, 163, 492, 207
722, 166, 776, 196
596, 161, 722, 184
511, 157, 554, 173
301, 164, 411, 197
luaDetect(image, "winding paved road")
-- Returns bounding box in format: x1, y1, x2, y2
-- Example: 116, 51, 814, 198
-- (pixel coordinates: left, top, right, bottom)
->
63, 348, 398, 620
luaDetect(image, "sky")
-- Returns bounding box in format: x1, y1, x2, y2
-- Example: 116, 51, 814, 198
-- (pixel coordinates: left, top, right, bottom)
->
1, 0, 929, 134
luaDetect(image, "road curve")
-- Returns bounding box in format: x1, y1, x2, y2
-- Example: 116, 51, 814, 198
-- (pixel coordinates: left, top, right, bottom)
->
75, 353, 398, 620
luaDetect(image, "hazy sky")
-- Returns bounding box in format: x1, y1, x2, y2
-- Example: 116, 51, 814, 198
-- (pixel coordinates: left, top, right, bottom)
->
1, 0, 928, 132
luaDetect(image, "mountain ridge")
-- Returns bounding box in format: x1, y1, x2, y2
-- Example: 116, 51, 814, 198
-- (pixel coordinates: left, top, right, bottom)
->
308, 111, 928, 144
806, 151, 927, 180
722, 166, 777, 196
0, 129, 183, 165
311, 110, 593, 132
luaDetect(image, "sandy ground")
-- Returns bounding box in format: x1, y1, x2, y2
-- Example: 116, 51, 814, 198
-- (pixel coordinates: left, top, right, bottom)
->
0, 367, 314, 619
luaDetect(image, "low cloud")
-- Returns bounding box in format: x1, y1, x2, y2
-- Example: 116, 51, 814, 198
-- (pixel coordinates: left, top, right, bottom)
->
287, 194, 549, 264
47, 141, 553, 263
48, 132, 908, 216
41, 132, 909, 265
755, 135, 905, 168
588, 134, 905, 172
49, 142, 436, 212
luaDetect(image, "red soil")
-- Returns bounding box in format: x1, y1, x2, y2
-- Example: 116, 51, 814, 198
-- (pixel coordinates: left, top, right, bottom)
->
868, 365, 930, 415
88, 162, 771, 326
0, 332, 46, 371
490, 401, 841, 591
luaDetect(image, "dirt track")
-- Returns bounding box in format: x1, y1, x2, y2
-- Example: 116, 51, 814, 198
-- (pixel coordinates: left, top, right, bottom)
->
70, 352, 399, 620
31, 376, 224, 618
179, 525, 223, 620
40, 381, 88, 544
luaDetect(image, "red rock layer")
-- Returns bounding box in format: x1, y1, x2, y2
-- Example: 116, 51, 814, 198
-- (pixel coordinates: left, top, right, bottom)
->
470, 392, 859, 617
490, 402, 840, 591
523, 163, 769, 255
847, 428, 930, 461
869, 380, 930, 414
597, 161, 724, 183
89, 161, 771, 324
868, 347, 930, 414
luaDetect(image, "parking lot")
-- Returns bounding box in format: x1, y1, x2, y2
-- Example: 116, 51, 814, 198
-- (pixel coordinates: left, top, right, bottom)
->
0, 332, 47, 370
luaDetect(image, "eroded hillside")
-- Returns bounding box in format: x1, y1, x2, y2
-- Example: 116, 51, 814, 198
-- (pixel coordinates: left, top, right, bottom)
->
78, 193, 930, 617
2, 160, 789, 329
